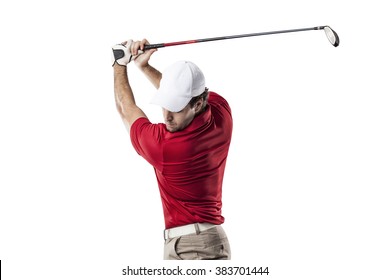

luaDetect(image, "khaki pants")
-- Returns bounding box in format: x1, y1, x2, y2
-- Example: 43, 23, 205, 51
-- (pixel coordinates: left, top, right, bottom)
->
164, 225, 231, 260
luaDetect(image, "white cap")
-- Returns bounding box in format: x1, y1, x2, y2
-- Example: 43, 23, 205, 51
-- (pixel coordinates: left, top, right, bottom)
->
150, 61, 206, 112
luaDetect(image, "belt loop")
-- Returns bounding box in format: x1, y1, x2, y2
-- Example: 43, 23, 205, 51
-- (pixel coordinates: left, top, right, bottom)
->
194, 223, 200, 235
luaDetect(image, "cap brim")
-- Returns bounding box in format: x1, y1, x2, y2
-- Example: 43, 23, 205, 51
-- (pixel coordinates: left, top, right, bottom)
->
150, 91, 191, 113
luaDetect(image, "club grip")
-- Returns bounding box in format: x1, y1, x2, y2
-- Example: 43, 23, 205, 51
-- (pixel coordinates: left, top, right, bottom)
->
144, 43, 165, 50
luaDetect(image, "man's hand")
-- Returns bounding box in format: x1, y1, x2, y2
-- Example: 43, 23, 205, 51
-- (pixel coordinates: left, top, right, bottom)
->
111, 39, 134, 66
132, 39, 157, 69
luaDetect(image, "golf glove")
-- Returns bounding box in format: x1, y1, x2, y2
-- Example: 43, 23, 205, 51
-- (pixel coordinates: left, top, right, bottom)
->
111, 40, 134, 66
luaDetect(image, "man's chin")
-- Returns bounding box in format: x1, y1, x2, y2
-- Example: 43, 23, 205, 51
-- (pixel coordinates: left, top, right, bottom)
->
166, 124, 178, 132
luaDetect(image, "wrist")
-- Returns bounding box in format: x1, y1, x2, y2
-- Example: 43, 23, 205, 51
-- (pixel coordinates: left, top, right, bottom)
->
137, 62, 151, 72
113, 63, 127, 72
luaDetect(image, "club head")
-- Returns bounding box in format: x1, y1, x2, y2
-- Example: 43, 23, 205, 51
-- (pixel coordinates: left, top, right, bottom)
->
323, 26, 340, 47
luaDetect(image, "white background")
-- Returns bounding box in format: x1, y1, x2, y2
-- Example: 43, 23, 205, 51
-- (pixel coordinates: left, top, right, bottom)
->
1, 0, 389, 279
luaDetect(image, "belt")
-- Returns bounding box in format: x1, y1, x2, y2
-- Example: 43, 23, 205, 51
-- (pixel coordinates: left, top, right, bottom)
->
164, 223, 217, 240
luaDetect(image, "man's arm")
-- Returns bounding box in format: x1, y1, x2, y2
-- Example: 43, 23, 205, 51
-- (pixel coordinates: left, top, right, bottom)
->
138, 64, 162, 89
132, 39, 162, 89
113, 64, 147, 134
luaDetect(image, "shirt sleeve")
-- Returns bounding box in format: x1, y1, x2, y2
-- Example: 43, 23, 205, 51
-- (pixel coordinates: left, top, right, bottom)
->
130, 117, 164, 169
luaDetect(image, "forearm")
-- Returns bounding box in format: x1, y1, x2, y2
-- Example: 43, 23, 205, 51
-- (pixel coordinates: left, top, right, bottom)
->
114, 65, 136, 108
113, 64, 146, 131
139, 64, 162, 89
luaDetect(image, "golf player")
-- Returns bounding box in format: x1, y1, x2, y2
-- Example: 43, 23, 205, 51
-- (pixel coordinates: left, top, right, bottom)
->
112, 38, 233, 260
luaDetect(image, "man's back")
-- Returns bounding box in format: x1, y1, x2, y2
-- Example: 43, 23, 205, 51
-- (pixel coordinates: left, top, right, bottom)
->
130, 92, 233, 228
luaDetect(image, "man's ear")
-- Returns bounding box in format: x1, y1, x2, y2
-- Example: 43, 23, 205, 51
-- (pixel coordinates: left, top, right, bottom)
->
194, 99, 204, 114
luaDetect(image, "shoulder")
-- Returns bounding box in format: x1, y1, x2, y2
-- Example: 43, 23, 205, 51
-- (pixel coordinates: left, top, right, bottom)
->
130, 118, 166, 167
208, 91, 226, 101
208, 91, 232, 115
130, 117, 165, 139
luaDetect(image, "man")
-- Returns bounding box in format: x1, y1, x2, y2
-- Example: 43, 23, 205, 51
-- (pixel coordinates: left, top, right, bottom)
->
112, 38, 233, 260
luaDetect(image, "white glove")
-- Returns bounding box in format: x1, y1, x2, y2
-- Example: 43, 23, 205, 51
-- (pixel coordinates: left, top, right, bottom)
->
111, 40, 133, 66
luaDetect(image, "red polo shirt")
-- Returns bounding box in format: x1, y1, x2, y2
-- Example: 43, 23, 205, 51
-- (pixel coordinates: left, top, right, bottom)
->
130, 92, 233, 229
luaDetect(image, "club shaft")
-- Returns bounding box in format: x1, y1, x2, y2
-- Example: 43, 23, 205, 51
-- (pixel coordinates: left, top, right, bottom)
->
144, 26, 326, 50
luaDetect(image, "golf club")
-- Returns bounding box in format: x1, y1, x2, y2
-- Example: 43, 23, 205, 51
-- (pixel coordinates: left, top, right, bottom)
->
144, 26, 340, 50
